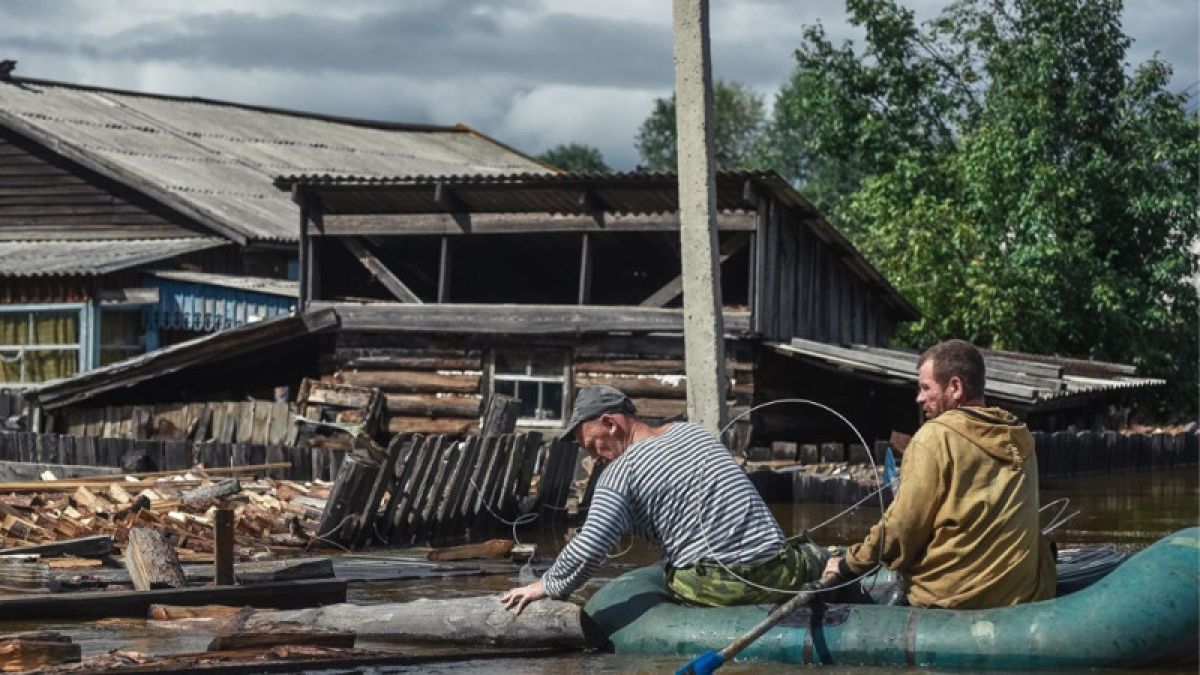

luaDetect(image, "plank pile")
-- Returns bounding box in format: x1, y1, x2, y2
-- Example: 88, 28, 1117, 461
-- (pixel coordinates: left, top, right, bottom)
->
0, 465, 332, 561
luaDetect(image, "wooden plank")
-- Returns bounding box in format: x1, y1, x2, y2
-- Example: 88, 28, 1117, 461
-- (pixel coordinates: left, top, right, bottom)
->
321, 210, 757, 235
351, 434, 407, 549
437, 235, 452, 303
374, 435, 420, 542
431, 439, 475, 544
442, 437, 482, 538
412, 438, 458, 545
0, 536, 112, 558
0, 579, 347, 620
317, 302, 752, 335
341, 237, 423, 303
468, 436, 506, 535
389, 436, 438, 544
338, 370, 480, 394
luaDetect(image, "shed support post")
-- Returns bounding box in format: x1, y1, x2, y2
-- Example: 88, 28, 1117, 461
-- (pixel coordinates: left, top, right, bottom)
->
577, 234, 593, 305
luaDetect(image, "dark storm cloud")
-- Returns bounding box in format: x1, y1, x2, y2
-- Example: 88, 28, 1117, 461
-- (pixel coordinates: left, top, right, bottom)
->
8, 2, 677, 89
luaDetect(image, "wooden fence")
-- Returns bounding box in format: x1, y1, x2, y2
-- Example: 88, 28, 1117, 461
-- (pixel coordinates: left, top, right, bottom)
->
59, 401, 293, 445
321, 432, 581, 549
751, 430, 1198, 479
0, 431, 312, 480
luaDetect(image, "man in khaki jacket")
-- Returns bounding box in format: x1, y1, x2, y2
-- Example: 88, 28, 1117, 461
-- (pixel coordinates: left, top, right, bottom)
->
826, 339, 1056, 608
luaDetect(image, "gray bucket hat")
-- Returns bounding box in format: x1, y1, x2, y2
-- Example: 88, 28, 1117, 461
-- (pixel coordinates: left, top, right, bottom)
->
560, 385, 637, 442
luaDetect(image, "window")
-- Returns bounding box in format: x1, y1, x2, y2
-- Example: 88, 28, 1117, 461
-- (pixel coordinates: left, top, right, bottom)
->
0, 307, 83, 384
99, 309, 145, 366
492, 351, 568, 424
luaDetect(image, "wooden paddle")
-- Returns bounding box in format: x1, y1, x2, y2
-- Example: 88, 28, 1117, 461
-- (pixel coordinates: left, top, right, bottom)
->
675, 572, 838, 675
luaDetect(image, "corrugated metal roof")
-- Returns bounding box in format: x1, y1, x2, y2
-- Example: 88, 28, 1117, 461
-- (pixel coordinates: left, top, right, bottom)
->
773, 338, 1165, 407
149, 271, 298, 298
0, 238, 227, 276
0, 77, 551, 243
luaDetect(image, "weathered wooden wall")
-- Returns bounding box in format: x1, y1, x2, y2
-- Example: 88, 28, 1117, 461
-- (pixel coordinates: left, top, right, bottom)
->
752, 198, 899, 345
0, 133, 198, 241
0, 431, 309, 479
58, 401, 292, 445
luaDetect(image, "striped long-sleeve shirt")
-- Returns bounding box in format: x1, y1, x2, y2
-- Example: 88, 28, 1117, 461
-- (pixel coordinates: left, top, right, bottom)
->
540, 422, 785, 600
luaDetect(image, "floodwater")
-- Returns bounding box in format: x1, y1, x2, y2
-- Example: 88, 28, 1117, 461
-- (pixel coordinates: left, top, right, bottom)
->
3, 468, 1196, 673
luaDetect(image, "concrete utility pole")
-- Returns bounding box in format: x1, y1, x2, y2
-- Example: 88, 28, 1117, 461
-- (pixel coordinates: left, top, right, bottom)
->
672, 0, 727, 433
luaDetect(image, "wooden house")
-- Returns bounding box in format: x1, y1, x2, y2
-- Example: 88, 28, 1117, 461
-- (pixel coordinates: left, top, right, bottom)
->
0, 71, 547, 387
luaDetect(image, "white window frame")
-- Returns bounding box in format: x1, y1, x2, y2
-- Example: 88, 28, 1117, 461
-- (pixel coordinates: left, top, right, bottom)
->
0, 303, 91, 387
490, 350, 570, 427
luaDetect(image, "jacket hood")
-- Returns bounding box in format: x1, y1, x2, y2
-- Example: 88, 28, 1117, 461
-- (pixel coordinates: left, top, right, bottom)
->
929, 406, 1034, 465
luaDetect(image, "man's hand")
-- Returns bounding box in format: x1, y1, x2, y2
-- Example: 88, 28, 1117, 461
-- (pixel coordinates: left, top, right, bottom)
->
824, 556, 844, 579
500, 578, 546, 615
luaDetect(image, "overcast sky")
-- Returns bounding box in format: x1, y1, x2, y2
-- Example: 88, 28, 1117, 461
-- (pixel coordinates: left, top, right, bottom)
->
3, 0, 1196, 170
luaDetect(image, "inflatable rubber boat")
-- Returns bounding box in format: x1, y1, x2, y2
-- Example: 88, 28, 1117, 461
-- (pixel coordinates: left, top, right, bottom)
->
583, 528, 1199, 669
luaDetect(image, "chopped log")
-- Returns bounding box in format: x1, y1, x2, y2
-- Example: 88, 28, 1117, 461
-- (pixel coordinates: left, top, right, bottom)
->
236, 557, 334, 583
181, 479, 240, 505
427, 539, 514, 562
206, 621, 356, 651
315, 455, 379, 547
125, 527, 186, 591
479, 395, 520, 437
0, 631, 80, 671
148, 604, 248, 621
245, 597, 585, 648
0, 535, 113, 558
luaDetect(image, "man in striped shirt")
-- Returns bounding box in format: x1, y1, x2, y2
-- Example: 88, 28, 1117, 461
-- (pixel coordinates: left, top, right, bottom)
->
501, 385, 826, 613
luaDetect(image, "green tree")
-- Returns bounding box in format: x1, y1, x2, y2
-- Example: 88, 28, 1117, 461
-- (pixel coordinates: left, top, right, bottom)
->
635, 80, 767, 171
537, 143, 611, 173
764, 0, 1199, 417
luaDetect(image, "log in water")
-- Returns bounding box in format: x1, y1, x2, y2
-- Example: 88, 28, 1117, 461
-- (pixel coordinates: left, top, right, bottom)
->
245, 596, 586, 648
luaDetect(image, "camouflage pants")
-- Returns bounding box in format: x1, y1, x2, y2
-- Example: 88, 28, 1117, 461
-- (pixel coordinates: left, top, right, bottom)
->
666, 543, 829, 607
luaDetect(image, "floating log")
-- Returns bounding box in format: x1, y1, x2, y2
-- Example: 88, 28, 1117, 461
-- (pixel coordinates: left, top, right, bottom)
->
0, 631, 80, 671
207, 621, 356, 652
148, 604, 248, 621
125, 527, 186, 591
245, 596, 585, 648
427, 539, 514, 562
0, 578, 347, 620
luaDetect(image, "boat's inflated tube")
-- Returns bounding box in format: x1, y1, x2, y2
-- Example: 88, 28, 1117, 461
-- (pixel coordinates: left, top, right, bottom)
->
583, 528, 1199, 669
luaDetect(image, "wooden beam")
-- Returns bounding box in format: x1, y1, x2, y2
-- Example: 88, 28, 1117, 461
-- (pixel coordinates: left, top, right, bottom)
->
314, 302, 752, 335
320, 211, 756, 236
340, 238, 423, 304
437, 236, 452, 303
640, 232, 749, 307
577, 233, 593, 305
0, 579, 347, 620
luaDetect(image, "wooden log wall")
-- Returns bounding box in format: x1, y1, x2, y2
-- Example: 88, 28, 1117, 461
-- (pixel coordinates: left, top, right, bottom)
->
59, 402, 292, 445
328, 347, 483, 437
0, 431, 315, 480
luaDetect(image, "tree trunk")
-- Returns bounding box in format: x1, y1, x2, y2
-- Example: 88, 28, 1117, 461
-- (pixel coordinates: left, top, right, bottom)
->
125, 527, 186, 591
244, 597, 585, 648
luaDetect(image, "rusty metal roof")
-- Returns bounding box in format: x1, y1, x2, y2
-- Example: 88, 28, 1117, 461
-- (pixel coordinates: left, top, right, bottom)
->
0, 77, 551, 244
0, 238, 227, 276
773, 338, 1165, 407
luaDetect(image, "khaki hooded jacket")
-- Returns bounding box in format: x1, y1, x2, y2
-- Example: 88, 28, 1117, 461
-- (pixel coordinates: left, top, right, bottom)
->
842, 406, 1057, 608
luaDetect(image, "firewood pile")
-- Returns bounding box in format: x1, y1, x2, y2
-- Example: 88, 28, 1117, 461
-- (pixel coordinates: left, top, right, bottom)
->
0, 464, 331, 562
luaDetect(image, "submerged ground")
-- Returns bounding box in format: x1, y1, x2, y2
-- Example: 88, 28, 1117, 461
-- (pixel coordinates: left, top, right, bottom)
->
2, 468, 1195, 674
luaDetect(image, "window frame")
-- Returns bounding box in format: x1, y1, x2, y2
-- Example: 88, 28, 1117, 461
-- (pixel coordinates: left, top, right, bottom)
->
0, 303, 90, 387
489, 349, 571, 427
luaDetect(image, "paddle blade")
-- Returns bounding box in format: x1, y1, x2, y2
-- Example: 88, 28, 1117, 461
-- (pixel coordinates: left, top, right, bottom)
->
676, 650, 724, 675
